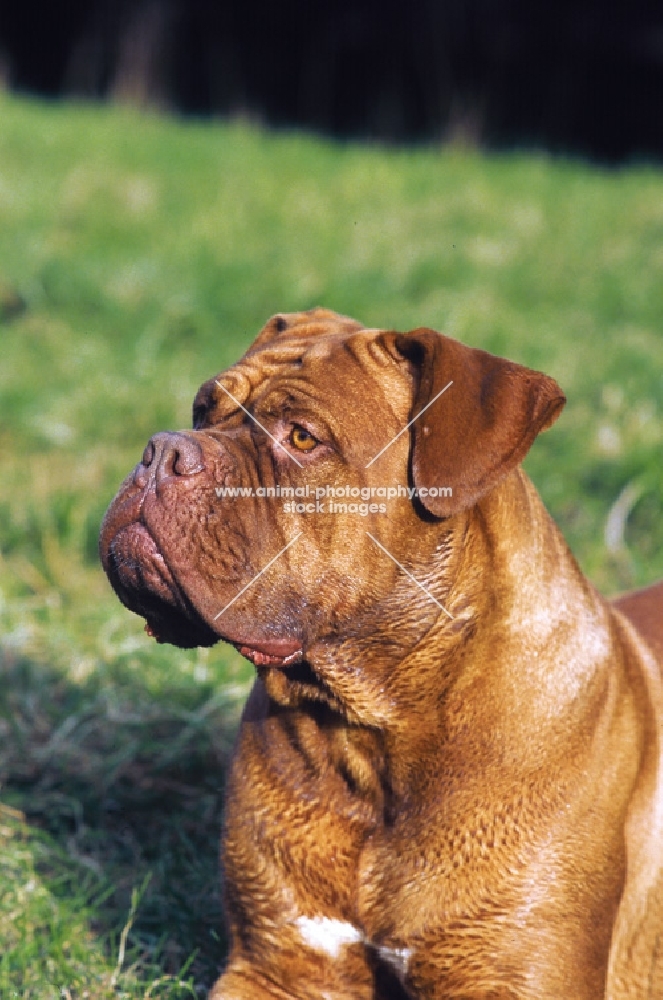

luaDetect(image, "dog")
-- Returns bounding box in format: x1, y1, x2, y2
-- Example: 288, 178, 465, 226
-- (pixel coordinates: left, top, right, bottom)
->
100, 308, 663, 999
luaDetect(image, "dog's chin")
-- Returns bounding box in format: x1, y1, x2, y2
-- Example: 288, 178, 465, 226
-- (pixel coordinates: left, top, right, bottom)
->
140, 602, 220, 648
104, 523, 220, 648
103, 523, 308, 657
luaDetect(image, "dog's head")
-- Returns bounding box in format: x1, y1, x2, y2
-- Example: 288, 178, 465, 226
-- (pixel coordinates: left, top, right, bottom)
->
100, 308, 564, 715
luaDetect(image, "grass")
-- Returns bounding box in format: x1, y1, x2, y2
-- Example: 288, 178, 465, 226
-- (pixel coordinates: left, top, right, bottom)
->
0, 92, 662, 995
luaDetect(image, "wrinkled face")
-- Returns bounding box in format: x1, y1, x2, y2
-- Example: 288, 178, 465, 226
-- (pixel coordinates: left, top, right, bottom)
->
99, 312, 453, 713
100, 308, 565, 716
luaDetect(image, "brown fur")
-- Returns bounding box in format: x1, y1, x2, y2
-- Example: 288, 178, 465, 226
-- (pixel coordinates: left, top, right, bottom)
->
100, 309, 663, 998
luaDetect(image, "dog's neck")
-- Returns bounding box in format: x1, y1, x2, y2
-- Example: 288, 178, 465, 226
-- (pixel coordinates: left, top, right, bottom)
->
264, 469, 618, 794
258, 468, 628, 841
378, 468, 617, 792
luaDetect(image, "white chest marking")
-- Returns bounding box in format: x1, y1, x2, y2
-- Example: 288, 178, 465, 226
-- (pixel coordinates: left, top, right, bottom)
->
295, 915, 364, 958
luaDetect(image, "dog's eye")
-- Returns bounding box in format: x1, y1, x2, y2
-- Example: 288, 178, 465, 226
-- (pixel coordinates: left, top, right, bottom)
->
289, 425, 318, 452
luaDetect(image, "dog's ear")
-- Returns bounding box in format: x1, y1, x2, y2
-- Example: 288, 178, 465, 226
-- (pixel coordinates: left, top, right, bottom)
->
382, 328, 565, 517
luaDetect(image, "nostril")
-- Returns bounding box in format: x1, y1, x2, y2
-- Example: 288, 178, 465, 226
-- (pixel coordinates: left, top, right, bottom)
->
133, 432, 205, 490
151, 432, 205, 480
141, 440, 156, 467
173, 446, 204, 476
168, 437, 205, 477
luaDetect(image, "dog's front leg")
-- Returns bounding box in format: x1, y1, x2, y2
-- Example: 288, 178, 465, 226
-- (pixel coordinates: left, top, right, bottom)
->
210, 693, 383, 1000
209, 938, 377, 1000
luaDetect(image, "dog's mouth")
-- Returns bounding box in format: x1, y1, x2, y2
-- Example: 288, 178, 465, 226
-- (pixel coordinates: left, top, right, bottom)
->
104, 523, 219, 648
232, 640, 304, 668
104, 522, 305, 665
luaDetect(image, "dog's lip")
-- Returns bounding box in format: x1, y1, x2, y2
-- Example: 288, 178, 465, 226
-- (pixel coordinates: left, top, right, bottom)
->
104, 521, 305, 662
106, 522, 179, 601
228, 637, 304, 667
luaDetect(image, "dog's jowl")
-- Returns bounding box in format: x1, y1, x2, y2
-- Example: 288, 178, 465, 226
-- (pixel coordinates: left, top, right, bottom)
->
101, 309, 663, 999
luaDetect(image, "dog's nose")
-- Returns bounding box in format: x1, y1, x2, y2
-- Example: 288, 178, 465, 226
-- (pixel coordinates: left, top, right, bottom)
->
134, 431, 205, 489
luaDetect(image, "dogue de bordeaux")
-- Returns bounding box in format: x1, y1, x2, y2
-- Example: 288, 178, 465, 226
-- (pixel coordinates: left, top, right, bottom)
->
100, 308, 663, 999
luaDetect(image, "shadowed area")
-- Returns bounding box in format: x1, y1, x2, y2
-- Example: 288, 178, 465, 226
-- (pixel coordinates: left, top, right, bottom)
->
0, 650, 240, 994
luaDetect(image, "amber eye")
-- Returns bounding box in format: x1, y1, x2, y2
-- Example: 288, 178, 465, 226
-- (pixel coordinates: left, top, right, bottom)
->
289, 425, 318, 452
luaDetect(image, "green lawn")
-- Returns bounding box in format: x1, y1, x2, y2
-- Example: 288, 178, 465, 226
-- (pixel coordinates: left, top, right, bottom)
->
1, 93, 662, 997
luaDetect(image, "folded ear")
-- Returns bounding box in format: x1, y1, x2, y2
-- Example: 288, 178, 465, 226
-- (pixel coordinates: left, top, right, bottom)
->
382, 328, 565, 517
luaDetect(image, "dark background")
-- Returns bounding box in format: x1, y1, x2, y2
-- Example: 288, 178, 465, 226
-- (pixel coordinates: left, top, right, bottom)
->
1, 0, 663, 162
